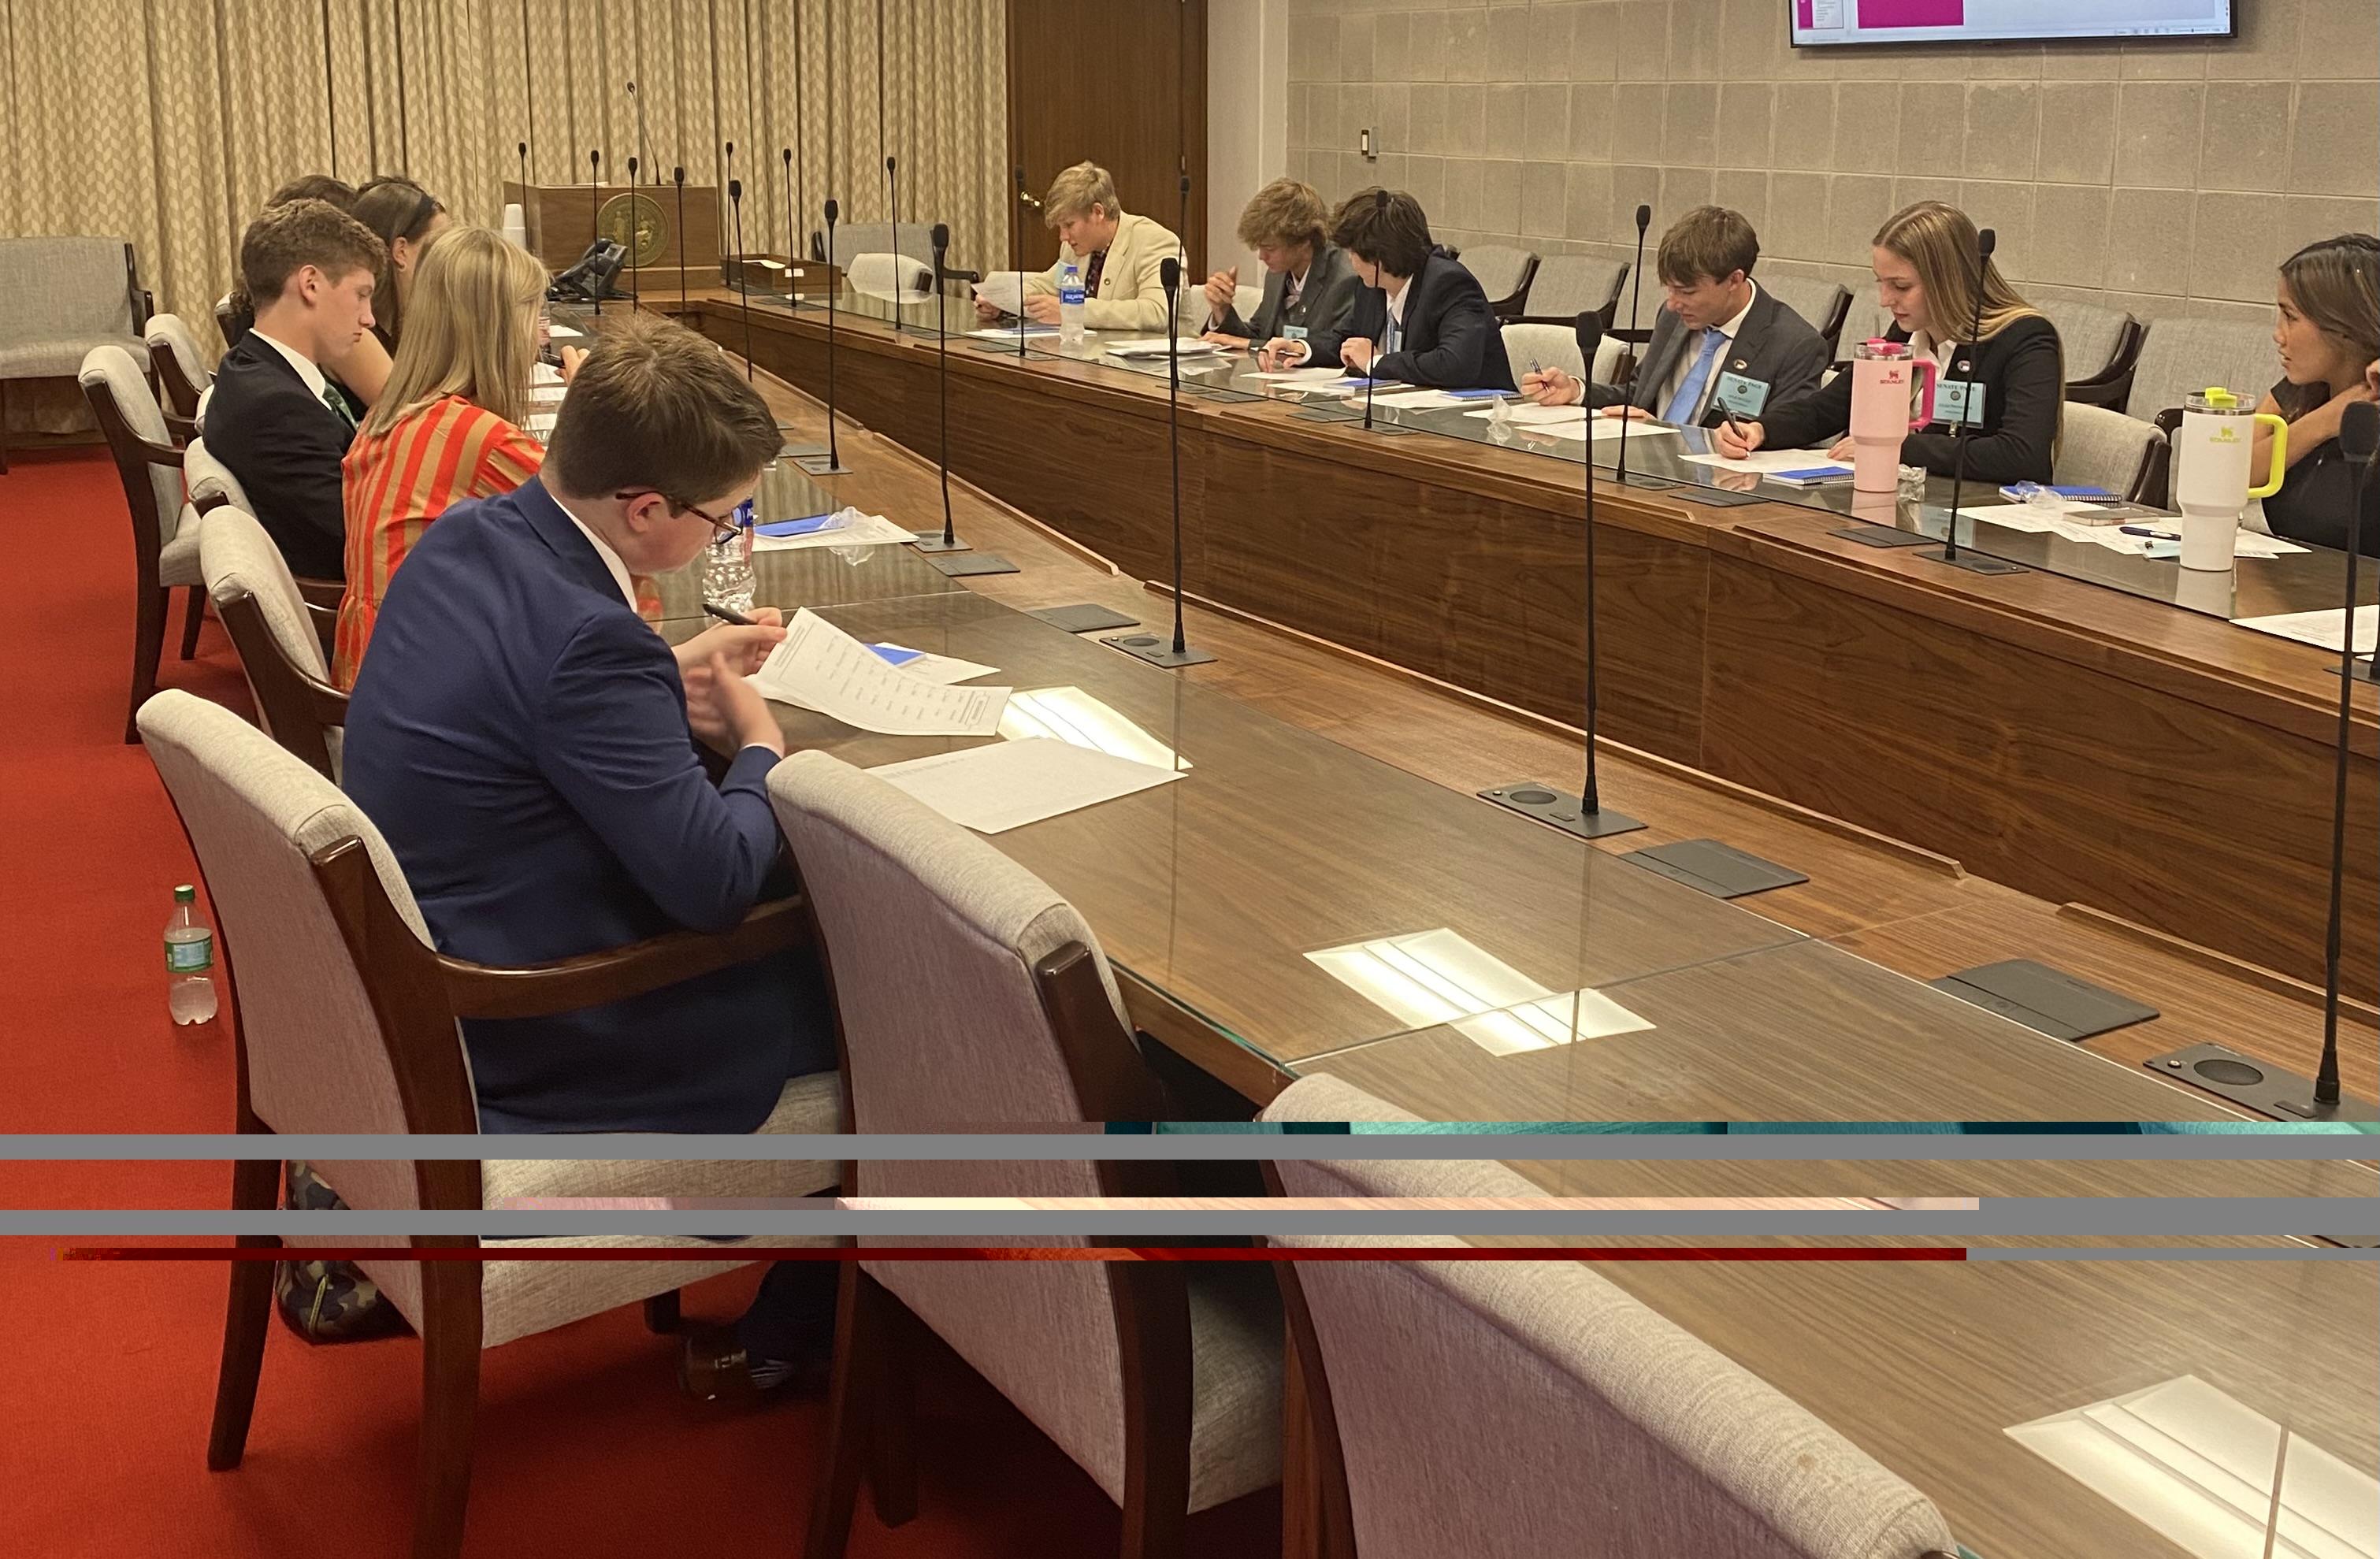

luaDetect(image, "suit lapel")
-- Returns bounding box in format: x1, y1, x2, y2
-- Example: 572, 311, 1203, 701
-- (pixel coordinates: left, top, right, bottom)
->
514, 478, 636, 603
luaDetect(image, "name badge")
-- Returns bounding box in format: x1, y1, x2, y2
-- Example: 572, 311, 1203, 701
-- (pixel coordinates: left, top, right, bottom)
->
1935, 380, 1987, 427
1710, 369, 1770, 418
1282, 325, 1309, 340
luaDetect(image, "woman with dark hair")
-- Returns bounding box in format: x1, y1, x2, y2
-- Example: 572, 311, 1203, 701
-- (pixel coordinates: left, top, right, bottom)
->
332, 176, 451, 406
2254, 234, 2379, 556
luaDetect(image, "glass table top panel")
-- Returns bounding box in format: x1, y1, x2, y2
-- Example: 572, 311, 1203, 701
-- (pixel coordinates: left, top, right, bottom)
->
1020, 329, 2378, 625
745, 588, 1809, 1070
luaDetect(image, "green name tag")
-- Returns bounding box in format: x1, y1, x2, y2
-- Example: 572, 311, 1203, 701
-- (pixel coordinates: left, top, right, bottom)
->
167, 935, 213, 973
1712, 369, 1769, 418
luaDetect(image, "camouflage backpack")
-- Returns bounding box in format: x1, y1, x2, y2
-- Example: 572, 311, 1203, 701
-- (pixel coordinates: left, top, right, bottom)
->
273, 1160, 410, 1342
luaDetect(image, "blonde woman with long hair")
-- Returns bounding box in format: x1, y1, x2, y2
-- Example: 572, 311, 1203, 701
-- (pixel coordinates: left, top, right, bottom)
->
1717, 201, 2064, 483
334, 225, 581, 687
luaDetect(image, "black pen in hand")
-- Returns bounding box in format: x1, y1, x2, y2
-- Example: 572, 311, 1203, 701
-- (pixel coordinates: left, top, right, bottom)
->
702, 600, 756, 626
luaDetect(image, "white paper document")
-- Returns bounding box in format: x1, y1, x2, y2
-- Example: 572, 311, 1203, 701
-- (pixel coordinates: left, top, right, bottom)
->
868, 736, 1183, 833
1250, 366, 1350, 384
748, 509, 917, 551
971, 269, 1030, 314
546, 324, 585, 340
968, 323, 1058, 341
871, 645, 1001, 685
1103, 336, 1222, 359
1955, 507, 2312, 559
749, 609, 1008, 734
2233, 603, 2378, 654
1368, 388, 1470, 410
1684, 446, 1844, 473
1463, 402, 1591, 427
525, 411, 558, 432
1532, 417, 1681, 443
532, 362, 565, 385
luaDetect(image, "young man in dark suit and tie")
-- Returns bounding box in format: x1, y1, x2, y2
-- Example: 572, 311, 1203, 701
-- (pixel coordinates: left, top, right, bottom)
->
343, 311, 840, 1399
202, 199, 384, 581
1521, 206, 1829, 429
1283, 188, 1518, 391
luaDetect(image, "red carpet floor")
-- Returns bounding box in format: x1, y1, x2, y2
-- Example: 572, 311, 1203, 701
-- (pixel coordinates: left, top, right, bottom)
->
0, 448, 1280, 1557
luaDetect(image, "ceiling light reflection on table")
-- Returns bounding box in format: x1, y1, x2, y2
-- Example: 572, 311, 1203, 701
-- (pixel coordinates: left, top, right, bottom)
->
1000, 685, 1189, 771
1305, 928, 1654, 1056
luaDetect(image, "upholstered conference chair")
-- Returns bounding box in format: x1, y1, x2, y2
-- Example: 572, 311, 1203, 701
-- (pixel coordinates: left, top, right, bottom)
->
144, 311, 213, 421
766, 750, 1283, 1559
2052, 403, 2165, 504
1257, 1074, 1963, 1559
80, 344, 203, 741
182, 433, 251, 516
0, 235, 147, 473
1758, 274, 1855, 360
198, 507, 344, 780
1455, 243, 1539, 321
138, 689, 844, 1559
1517, 254, 1629, 330
1501, 321, 1626, 391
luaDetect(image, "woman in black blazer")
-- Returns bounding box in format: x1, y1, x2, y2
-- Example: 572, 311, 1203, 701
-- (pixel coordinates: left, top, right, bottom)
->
1718, 202, 2063, 484
2253, 234, 2378, 557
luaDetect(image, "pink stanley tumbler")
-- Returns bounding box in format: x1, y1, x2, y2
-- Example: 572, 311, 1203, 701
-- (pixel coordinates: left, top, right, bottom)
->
1847, 340, 1937, 493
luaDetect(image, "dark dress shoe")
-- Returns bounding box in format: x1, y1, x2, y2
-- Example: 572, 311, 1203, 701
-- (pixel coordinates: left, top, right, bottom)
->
679, 1323, 832, 1403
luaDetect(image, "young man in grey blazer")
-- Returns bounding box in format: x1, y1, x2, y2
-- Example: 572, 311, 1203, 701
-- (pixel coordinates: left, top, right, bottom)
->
1201, 176, 1360, 356
1522, 206, 1829, 429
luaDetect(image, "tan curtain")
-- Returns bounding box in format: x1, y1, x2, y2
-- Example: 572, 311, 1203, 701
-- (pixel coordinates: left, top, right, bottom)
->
1, 0, 1008, 412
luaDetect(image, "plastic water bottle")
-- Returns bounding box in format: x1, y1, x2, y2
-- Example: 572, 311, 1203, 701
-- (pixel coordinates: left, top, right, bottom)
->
704, 499, 757, 615
1059, 262, 1086, 348
165, 884, 218, 1026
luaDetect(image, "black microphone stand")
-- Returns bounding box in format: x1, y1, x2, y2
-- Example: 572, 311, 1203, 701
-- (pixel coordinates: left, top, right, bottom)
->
782, 147, 797, 306
516, 141, 528, 199
1362, 189, 1387, 432
1927, 228, 2022, 575
730, 176, 756, 380
795, 199, 851, 474
589, 149, 604, 315
1105, 257, 1215, 668
1012, 165, 1031, 359
1613, 203, 1670, 490
626, 156, 640, 302
673, 166, 688, 321
1482, 309, 1643, 838
886, 154, 903, 336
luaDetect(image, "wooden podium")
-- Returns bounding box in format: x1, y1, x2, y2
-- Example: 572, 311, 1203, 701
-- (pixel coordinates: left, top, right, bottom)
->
505, 181, 721, 299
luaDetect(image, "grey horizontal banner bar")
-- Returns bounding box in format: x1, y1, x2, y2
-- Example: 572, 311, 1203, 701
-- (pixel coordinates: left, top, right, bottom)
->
2, 1132, 2374, 1161
1968, 1247, 2379, 1261
8, 1201, 2376, 1238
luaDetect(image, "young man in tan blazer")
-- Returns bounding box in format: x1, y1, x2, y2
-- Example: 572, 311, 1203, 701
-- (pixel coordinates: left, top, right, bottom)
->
978, 161, 1184, 333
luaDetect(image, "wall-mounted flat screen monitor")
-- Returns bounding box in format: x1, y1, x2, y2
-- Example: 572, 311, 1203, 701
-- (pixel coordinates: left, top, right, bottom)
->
1790, 0, 2236, 46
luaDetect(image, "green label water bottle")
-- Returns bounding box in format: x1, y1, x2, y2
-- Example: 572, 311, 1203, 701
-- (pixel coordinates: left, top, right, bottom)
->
165, 884, 218, 1026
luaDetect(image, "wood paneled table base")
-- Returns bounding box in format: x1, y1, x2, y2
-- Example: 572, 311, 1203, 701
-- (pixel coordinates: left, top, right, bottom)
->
677, 292, 2378, 1003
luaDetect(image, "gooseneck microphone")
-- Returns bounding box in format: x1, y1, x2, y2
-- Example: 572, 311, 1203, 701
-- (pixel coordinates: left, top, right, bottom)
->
626, 157, 640, 301
1363, 189, 1388, 432
886, 154, 903, 335
1613, 203, 1652, 487
627, 81, 649, 185
2316, 399, 2378, 1112
673, 165, 688, 320
1476, 307, 1643, 838
794, 197, 850, 474
730, 176, 755, 380
589, 149, 605, 315
1012, 165, 1030, 360
517, 141, 528, 193
782, 147, 796, 303
931, 222, 956, 547
1103, 258, 1215, 668
1942, 227, 1996, 564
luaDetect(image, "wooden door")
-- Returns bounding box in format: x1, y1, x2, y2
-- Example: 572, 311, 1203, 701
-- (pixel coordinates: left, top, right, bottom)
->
1005, 0, 1208, 277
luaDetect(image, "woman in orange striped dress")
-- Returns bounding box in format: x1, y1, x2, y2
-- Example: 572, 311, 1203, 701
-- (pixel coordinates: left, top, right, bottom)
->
334, 225, 585, 688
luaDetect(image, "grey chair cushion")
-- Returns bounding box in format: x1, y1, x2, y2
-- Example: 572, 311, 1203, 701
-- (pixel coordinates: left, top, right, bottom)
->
79, 343, 185, 548
199, 506, 328, 682
1457, 244, 1536, 305
2053, 403, 2164, 495
144, 312, 212, 390
0, 236, 140, 373
158, 521, 204, 590
2043, 301, 2129, 380
1762, 276, 1851, 343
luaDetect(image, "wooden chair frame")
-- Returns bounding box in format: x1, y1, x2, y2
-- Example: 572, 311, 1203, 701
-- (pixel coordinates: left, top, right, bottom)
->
195, 830, 808, 1559
802, 934, 1212, 1559
150, 336, 206, 421
2064, 316, 2147, 413
1514, 262, 1632, 337
84, 373, 202, 741
212, 582, 346, 779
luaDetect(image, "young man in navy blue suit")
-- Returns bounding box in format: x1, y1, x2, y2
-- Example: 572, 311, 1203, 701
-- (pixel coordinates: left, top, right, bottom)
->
1270, 187, 1517, 392
343, 311, 836, 1400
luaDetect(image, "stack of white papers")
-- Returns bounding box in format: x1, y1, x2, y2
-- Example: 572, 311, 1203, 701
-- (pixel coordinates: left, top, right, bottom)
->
971, 270, 1030, 315
869, 737, 1183, 833
1464, 403, 1591, 428
1368, 388, 1470, 410
2233, 603, 2378, 654
1250, 366, 1350, 384
749, 609, 1008, 734
1530, 417, 1681, 443
1103, 337, 1221, 359
1954, 507, 2312, 559
532, 362, 565, 386
748, 510, 917, 551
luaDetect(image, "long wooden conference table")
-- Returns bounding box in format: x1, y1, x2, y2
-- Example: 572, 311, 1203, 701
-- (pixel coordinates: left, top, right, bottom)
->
611, 335, 2378, 1559
674, 286, 2379, 1007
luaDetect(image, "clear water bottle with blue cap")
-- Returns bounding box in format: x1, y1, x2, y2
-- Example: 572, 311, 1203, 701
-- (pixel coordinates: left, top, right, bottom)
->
704, 496, 758, 616
1059, 262, 1086, 348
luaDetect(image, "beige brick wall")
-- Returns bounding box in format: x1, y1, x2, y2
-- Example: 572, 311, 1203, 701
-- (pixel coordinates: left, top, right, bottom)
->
1283, 0, 2378, 329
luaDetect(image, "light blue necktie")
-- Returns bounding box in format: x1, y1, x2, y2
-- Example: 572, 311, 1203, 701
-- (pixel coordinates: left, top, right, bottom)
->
1663, 328, 1722, 424
1379, 306, 1398, 358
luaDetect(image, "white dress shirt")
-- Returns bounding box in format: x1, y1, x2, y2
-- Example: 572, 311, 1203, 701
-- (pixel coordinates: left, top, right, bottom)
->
552, 498, 642, 612
248, 328, 330, 402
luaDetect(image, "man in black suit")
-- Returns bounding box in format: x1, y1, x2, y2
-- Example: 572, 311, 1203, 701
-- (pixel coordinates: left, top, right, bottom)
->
1522, 206, 1828, 429
1201, 176, 1361, 357
204, 198, 384, 582
1287, 188, 1517, 391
